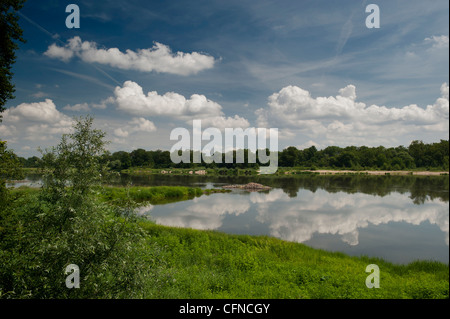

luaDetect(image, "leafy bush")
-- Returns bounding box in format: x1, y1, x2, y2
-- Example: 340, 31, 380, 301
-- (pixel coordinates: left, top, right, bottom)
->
0, 116, 156, 298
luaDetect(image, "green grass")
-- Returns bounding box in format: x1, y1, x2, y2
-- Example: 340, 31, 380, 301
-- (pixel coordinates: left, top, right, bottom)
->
9, 185, 230, 206
6, 185, 449, 299
138, 222, 449, 299
100, 185, 230, 206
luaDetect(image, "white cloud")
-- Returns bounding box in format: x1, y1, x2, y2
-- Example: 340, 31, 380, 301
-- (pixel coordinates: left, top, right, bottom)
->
424, 35, 449, 49
114, 128, 129, 138
63, 103, 90, 112
44, 43, 74, 62
114, 81, 222, 116
44, 36, 216, 76
1, 99, 73, 150
0, 124, 15, 137
113, 117, 156, 138
113, 81, 249, 129
4, 99, 70, 124
257, 83, 449, 147
128, 117, 157, 133
200, 115, 250, 130
92, 96, 115, 109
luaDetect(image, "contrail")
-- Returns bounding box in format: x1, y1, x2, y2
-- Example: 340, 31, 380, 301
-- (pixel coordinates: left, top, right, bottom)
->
335, 0, 368, 57
18, 11, 65, 45
18, 11, 121, 87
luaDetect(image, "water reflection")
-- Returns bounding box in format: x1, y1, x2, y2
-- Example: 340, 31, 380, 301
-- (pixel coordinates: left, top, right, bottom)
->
141, 187, 449, 264
14, 173, 449, 205
122, 174, 449, 204
12, 173, 449, 263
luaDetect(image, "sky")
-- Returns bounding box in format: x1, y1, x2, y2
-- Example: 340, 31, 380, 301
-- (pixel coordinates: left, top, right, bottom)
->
1, 0, 449, 158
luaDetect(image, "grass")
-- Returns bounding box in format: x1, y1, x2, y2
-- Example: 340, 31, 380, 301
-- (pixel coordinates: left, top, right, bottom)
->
100, 185, 205, 205
6, 185, 449, 299
102, 185, 231, 206
9, 185, 230, 206
138, 222, 449, 299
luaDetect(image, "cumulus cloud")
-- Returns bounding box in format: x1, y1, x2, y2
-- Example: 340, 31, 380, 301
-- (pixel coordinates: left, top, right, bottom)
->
4, 99, 71, 124
44, 43, 74, 62
0, 124, 15, 138
113, 127, 129, 138
92, 96, 115, 110
63, 103, 90, 112
1, 99, 73, 146
129, 117, 157, 133
257, 83, 449, 147
113, 81, 249, 129
113, 117, 156, 139
44, 36, 216, 76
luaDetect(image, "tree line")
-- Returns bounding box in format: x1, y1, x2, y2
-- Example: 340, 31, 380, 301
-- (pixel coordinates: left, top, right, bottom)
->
18, 139, 449, 171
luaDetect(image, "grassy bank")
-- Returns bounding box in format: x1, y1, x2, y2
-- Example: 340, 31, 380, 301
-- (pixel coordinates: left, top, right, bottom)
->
100, 185, 230, 205
10, 185, 230, 206
139, 221, 449, 299
6, 185, 449, 299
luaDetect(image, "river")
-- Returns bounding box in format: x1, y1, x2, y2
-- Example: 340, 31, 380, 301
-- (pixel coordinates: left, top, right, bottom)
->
14, 173, 449, 264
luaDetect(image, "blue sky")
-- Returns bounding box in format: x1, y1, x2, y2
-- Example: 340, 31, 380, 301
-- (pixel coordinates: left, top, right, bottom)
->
1, 0, 449, 157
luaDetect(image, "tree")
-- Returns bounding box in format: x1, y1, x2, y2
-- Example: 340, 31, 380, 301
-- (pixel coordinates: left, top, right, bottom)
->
0, 116, 154, 298
0, 140, 23, 208
130, 148, 149, 167
408, 140, 426, 167
280, 146, 301, 167
0, 0, 26, 119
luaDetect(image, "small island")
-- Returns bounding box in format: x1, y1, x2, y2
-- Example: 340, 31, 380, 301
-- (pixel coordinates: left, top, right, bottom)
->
222, 182, 271, 190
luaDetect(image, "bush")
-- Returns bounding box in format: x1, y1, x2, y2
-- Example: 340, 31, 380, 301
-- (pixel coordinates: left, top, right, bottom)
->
0, 116, 155, 298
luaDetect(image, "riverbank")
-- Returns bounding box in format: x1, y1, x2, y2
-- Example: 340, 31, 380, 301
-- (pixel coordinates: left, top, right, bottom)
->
299, 169, 449, 176
6, 184, 449, 298
139, 221, 449, 298
9, 185, 230, 206
119, 167, 449, 177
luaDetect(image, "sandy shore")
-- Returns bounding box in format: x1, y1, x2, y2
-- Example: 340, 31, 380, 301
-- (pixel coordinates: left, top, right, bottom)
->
302, 170, 448, 176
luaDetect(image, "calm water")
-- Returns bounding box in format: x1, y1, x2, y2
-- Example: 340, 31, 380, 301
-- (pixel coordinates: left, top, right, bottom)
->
15, 173, 449, 264
132, 174, 449, 264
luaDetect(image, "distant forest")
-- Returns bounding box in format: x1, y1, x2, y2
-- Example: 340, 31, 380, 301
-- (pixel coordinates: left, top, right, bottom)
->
19, 139, 449, 171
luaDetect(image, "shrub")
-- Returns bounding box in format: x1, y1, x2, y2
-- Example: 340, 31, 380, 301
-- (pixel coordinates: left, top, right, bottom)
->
0, 116, 155, 298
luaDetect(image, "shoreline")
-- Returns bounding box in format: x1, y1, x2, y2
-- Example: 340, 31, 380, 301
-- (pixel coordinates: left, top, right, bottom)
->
299, 169, 449, 176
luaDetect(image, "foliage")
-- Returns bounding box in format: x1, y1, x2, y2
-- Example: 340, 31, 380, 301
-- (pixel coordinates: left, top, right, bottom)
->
278, 140, 448, 170
139, 222, 449, 299
100, 186, 206, 206
0, 116, 155, 298
19, 140, 450, 172
0, 140, 23, 207
0, 0, 26, 118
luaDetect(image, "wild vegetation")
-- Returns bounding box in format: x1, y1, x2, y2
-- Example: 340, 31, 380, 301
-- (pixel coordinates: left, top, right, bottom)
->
139, 223, 449, 299
1, 117, 153, 298
1, 1, 448, 300
1, 117, 448, 299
